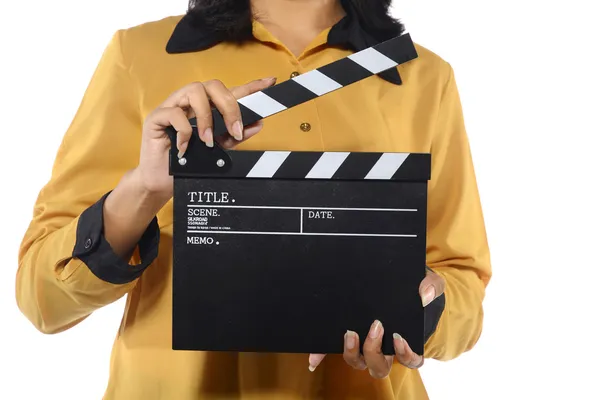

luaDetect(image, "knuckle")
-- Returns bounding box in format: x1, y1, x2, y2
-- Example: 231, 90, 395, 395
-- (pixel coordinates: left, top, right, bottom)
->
196, 112, 213, 125
412, 354, 424, 368
186, 88, 205, 102
189, 81, 205, 90
177, 133, 192, 144
179, 127, 193, 136
183, 82, 206, 97
177, 117, 192, 129
185, 91, 206, 108
248, 79, 263, 90
342, 352, 355, 365
222, 90, 238, 106
173, 106, 186, 115
342, 351, 360, 366
222, 105, 241, 119
203, 79, 223, 89
396, 352, 411, 365
362, 339, 379, 353
405, 354, 421, 369
355, 360, 367, 370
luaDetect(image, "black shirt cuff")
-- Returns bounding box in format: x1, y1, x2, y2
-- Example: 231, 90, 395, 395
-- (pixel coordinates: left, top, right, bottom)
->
424, 266, 446, 343
72, 191, 160, 284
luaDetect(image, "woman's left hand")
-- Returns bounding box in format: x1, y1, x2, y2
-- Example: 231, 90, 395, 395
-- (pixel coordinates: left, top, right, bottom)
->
307, 268, 445, 378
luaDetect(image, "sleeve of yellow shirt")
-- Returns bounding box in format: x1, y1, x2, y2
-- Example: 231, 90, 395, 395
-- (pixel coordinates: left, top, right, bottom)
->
423, 63, 492, 361
16, 30, 160, 334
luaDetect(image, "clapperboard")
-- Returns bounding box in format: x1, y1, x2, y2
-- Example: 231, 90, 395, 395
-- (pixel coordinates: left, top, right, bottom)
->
167, 33, 431, 356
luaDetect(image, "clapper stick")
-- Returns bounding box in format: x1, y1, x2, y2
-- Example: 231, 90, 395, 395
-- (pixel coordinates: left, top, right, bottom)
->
168, 32, 429, 357
166, 33, 417, 157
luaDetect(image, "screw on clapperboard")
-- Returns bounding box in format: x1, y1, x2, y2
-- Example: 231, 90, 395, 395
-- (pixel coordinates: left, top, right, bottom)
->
178, 158, 225, 167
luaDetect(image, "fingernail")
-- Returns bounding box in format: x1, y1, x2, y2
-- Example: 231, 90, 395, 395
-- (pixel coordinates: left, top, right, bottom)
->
204, 127, 214, 147
308, 354, 322, 372
232, 120, 244, 141
422, 286, 436, 307
345, 330, 356, 350
308, 354, 319, 364
262, 76, 277, 85
369, 320, 382, 339
177, 142, 188, 159
393, 333, 405, 355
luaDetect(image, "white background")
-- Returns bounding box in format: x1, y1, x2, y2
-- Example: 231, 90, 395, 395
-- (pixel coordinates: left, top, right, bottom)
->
1, 0, 599, 399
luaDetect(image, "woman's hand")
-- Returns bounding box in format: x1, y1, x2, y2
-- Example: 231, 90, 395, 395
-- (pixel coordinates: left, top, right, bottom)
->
308, 268, 446, 377
103, 77, 275, 258
134, 77, 277, 203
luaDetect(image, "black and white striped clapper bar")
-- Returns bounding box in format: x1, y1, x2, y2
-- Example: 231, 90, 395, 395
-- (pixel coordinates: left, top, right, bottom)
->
167, 33, 431, 356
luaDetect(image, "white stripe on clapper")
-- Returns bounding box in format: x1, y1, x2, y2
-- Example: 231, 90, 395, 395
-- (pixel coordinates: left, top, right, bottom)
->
292, 70, 343, 96
364, 153, 409, 180
305, 152, 350, 179
246, 151, 291, 178
347, 48, 398, 74
238, 91, 287, 118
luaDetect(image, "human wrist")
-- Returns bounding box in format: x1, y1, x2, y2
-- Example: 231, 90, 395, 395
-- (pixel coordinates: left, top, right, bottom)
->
128, 167, 172, 212
102, 169, 165, 259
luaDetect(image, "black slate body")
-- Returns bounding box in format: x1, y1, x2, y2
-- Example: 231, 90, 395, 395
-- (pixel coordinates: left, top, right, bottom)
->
171, 148, 430, 356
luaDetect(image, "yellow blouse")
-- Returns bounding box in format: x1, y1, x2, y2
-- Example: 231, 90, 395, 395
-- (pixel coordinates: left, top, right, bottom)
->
17, 13, 491, 400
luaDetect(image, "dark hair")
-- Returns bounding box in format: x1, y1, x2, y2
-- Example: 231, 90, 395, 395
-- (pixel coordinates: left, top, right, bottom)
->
186, 0, 403, 43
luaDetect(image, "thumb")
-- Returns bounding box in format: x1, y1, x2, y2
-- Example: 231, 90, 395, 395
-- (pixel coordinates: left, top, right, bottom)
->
231, 77, 277, 99
419, 267, 445, 307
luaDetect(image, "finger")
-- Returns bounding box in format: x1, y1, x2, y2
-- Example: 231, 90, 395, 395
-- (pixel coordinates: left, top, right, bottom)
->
218, 120, 264, 149
419, 267, 446, 307
308, 353, 326, 372
362, 320, 393, 379
158, 82, 214, 148
393, 333, 424, 369
185, 83, 215, 148
342, 330, 367, 370
230, 77, 277, 99
148, 107, 192, 157
160, 83, 194, 109
203, 79, 245, 141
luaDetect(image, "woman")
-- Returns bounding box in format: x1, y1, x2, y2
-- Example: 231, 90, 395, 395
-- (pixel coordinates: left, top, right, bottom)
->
16, 0, 491, 398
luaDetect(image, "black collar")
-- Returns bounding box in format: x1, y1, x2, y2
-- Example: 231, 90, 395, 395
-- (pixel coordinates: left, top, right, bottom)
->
166, 8, 403, 85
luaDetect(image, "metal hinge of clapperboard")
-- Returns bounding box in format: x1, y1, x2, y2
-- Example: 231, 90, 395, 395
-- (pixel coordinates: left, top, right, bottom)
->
165, 33, 418, 176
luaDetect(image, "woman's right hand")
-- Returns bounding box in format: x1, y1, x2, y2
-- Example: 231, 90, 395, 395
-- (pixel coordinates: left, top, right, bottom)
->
134, 77, 277, 203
